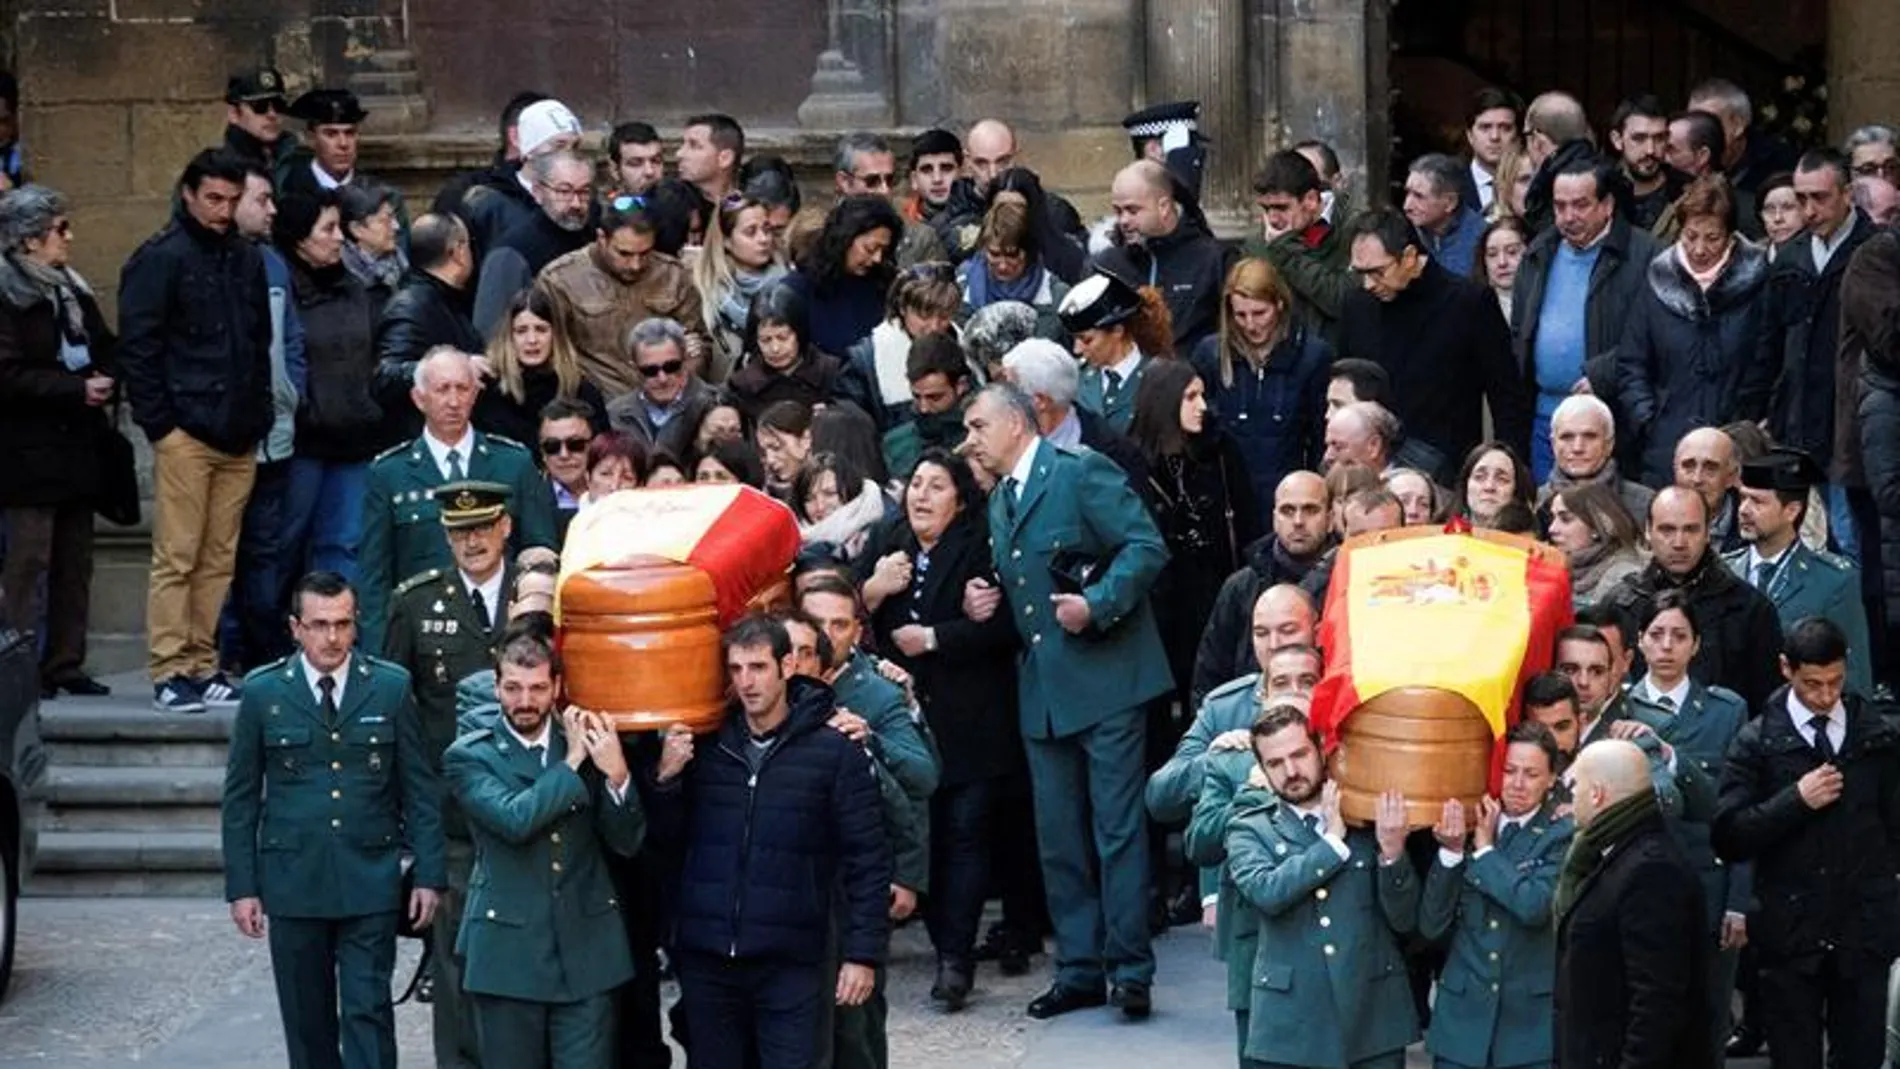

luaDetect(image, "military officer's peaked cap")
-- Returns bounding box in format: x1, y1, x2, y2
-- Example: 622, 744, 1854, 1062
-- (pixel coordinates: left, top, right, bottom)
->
227, 66, 287, 105
1058, 270, 1144, 335
435, 481, 513, 529
289, 88, 369, 127
1740, 447, 1825, 494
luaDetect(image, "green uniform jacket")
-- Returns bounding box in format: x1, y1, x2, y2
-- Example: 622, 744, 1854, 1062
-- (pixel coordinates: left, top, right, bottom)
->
1183, 746, 1261, 1013
357, 431, 555, 652
1722, 542, 1873, 696
384, 565, 513, 840
1226, 788, 1421, 1066
1419, 806, 1574, 1068
987, 439, 1173, 739
831, 651, 940, 893
445, 723, 643, 1002
1629, 679, 1753, 928
1147, 673, 1262, 823
222, 654, 446, 916
1076, 352, 1150, 433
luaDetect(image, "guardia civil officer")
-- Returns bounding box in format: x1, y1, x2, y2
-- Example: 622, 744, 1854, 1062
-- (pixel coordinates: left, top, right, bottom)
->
221, 570, 444, 1069
444, 626, 644, 1069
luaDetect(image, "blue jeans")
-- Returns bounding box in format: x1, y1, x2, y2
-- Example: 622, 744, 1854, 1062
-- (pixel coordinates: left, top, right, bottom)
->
282, 456, 369, 584
218, 459, 295, 670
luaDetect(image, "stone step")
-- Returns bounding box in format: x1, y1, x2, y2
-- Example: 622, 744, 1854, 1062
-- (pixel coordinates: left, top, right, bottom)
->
34, 830, 223, 873
45, 805, 220, 833
42, 700, 233, 768
350, 69, 422, 98
87, 534, 150, 649
46, 764, 225, 808
25, 870, 224, 897
362, 49, 420, 72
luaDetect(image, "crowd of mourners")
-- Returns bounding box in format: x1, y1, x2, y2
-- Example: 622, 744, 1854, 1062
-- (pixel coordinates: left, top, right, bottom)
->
3, 56, 1900, 1069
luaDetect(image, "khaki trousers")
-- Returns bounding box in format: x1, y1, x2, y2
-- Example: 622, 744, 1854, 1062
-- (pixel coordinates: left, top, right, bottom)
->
148, 430, 255, 682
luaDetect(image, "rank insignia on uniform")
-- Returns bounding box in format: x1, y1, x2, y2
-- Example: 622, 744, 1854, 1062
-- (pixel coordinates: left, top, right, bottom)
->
435, 663, 449, 682
369, 752, 383, 772
432, 601, 445, 613
446, 621, 459, 635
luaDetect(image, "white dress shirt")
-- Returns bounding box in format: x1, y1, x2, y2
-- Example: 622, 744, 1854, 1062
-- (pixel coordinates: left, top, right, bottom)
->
1788, 690, 1846, 755
311, 160, 353, 191
1641, 676, 1692, 712
1291, 801, 1353, 861
1469, 159, 1496, 211
1440, 811, 1532, 866
1006, 439, 1040, 499
1106, 348, 1143, 386
502, 717, 629, 804
460, 568, 506, 629
1046, 408, 1083, 449
424, 427, 477, 482
303, 653, 350, 707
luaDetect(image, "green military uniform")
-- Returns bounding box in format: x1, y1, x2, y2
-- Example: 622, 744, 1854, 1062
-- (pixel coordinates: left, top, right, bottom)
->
1224, 786, 1420, 1068
1629, 678, 1752, 1052
1182, 744, 1264, 1063
1148, 673, 1265, 823
824, 650, 941, 1069
444, 719, 644, 1068
382, 481, 518, 1069
222, 652, 445, 1069
1075, 352, 1151, 434
987, 437, 1172, 995
358, 431, 555, 652
1723, 541, 1872, 696
1419, 805, 1573, 1069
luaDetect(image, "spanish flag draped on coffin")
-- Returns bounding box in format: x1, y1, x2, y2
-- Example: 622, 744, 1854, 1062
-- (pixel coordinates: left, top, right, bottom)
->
555, 485, 802, 733
1309, 526, 1574, 826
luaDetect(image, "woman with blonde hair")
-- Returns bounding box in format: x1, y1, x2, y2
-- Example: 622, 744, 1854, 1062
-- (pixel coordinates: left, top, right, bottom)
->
1189, 256, 1329, 526
1489, 141, 1534, 223
471, 286, 606, 450
692, 192, 788, 384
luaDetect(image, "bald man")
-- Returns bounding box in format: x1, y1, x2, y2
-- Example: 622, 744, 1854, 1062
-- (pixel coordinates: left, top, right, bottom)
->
1557, 738, 1711, 1068
1673, 427, 1744, 553
1105, 160, 1234, 352
953, 119, 1085, 239
1520, 91, 1597, 233
1192, 472, 1334, 705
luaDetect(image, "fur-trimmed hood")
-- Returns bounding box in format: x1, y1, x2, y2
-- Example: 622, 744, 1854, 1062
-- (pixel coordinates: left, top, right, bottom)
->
1644, 239, 1769, 321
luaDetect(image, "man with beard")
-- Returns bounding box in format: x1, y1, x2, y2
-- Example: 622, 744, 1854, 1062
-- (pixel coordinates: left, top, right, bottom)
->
1609, 93, 1682, 230
880, 333, 970, 480
538, 201, 705, 398
1421, 721, 1573, 1069
1105, 159, 1233, 352
1604, 486, 1784, 712
1555, 739, 1713, 1069
1223, 705, 1420, 1068
443, 629, 644, 1069
471, 150, 597, 336
1192, 472, 1333, 705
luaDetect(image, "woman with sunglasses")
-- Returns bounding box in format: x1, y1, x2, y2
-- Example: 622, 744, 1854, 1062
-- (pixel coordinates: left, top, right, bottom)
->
472, 286, 606, 453
692, 192, 787, 384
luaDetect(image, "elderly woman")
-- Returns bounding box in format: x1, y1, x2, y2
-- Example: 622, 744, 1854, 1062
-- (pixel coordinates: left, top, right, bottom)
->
961, 299, 1038, 383
337, 181, 408, 305
1617, 176, 1773, 486
0, 185, 118, 697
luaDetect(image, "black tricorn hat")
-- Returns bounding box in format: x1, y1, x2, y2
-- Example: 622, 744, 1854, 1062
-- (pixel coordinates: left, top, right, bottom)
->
289, 88, 368, 127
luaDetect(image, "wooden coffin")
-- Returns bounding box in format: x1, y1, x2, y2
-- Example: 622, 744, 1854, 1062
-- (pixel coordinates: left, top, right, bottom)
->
1328, 686, 1496, 828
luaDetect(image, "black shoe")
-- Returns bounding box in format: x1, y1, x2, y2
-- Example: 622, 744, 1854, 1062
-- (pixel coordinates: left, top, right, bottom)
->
997, 932, 1036, 977
1110, 980, 1152, 1020
1725, 1024, 1764, 1058
931, 962, 972, 1012
1165, 887, 1202, 927
46, 675, 110, 698
974, 924, 1014, 962
1025, 983, 1106, 1019
414, 970, 435, 1004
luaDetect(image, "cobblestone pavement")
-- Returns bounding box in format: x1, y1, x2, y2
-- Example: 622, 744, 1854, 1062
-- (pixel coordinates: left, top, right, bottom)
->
0, 897, 1769, 1068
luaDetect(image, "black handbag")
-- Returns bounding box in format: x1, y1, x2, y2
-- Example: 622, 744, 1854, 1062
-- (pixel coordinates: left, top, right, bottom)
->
91, 403, 140, 527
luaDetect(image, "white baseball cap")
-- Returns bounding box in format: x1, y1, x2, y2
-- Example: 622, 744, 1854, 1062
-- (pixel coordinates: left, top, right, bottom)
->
517, 99, 582, 157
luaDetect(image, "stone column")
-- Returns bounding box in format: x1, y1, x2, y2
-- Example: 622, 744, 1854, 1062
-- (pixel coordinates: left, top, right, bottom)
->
798, 0, 896, 128
1145, 0, 1253, 237
1249, 0, 1390, 207
1829, 0, 1900, 141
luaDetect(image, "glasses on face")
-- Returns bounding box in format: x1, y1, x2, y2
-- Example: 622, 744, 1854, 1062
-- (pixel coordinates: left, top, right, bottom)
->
855, 172, 896, 191
639, 358, 685, 378
541, 435, 591, 456
248, 98, 286, 116
1854, 160, 1900, 180
540, 183, 594, 202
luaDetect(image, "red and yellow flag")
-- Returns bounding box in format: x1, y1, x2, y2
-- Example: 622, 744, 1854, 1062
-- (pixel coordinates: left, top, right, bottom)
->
1310, 526, 1574, 751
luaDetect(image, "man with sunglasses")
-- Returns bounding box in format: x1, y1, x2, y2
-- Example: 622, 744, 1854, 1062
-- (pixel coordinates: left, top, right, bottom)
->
605, 317, 719, 460
535, 398, 595, 544
223, 67, 297, 173
540, 198, 706, 397
835, 131, 947, 270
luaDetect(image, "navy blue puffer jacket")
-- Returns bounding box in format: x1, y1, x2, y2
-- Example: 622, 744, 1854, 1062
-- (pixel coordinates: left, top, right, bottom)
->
662, 677, 892, 966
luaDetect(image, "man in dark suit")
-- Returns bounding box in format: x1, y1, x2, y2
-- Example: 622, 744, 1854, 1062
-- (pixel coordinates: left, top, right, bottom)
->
221, 570, 445, 1069
1713, 618, 1900, 1069
1555, 737, 1713, 1069
961, 382, 1172, 1020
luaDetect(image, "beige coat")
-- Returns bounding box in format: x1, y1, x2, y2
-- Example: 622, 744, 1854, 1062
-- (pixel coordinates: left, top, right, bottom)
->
538, 246, 706, 399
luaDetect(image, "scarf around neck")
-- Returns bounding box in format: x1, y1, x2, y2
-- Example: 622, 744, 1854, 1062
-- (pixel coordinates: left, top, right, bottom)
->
343, 240, 408, 293
966, 256, 1046, 309
1674, 238, 1734, 292
12, 253, 92, 345
1553, 786, 1659, 923
718, 265, 787, 334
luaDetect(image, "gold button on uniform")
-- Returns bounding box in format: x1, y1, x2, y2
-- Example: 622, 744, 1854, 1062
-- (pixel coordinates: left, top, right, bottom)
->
331, 761, 342, 771
330, 818, 341, 828
331, 732, 342, 742
331, 789, 341, 799
1323, 944, 1336, 956
550, 833, 561, 844
1315, 889, 1329, 901
1487, 919, 1499, 929
486, 909, 496, 919
1319, 916, 1331, 927
551, 861, 563, 873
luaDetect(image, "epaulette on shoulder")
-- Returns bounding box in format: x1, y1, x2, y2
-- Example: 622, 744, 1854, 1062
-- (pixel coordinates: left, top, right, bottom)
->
395, 568, 446, 597
484, 433, 530, 453
242, 656, 292, 684
1703, 683, 1747, 708
1205, 673, 1261, 704
371, 441, 409, 463
1811, 548, 1855, 572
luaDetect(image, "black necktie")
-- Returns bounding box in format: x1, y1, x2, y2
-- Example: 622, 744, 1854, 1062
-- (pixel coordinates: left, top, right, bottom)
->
1753, 559, 1776, 592
445, 447, 465, 482
1001, 476, 1019, 524
317, 675, 338, 727
1303, 813, 1320, 835
1656, 694, 1676, 711
1812, 713, 1837, 762
1105, 369, 1123, 398
1498, 820, 1521, 850
470, 586, 490, 631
